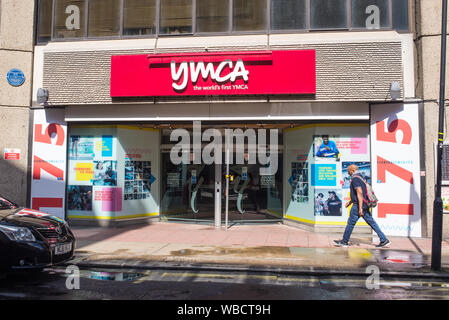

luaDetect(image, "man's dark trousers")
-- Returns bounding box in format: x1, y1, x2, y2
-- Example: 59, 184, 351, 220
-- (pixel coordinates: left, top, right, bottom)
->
342, 204, 387, 244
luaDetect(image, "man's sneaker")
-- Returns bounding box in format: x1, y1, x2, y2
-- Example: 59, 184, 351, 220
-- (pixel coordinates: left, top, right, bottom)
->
376, 239, 391, 248
334, 240, 348, 247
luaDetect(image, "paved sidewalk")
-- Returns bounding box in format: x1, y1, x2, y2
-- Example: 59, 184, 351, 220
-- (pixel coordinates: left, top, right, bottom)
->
69, 221, 449, 275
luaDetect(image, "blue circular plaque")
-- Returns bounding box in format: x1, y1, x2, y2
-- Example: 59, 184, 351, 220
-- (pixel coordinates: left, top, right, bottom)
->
7, 69, 25, 87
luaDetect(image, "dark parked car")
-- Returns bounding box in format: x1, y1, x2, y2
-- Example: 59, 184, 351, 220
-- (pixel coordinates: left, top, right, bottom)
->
0, 196, 75, 271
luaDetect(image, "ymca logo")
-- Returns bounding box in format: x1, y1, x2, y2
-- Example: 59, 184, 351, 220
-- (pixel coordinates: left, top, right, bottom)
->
170, 60, 249, 91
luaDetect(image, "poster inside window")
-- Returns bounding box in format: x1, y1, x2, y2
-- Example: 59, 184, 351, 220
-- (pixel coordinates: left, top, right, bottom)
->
285, 124, 370, 224
67, 125, 160, 220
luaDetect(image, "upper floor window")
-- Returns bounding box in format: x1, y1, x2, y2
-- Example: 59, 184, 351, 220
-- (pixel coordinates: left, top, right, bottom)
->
123, 0, 157, 36
160, 0, 192, 35
36, 0, 411, 43
393, 0, 409, 31
271, 0, 307, 31
54, 0, 86, 39
233, 0, 267, 32
310, 0, 347, 30
37, 0, 53, 42
351, 0, 390, 29
196, 0, 229, 33
88, 0, 121, 37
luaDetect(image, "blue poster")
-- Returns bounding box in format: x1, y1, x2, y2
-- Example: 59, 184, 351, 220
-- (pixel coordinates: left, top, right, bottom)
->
102, 135, 113, 158
69, 135, 95, 160
311, 164, 337, 187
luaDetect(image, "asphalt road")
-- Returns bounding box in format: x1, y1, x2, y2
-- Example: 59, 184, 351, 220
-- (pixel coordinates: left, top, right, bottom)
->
1, 266, 449, 301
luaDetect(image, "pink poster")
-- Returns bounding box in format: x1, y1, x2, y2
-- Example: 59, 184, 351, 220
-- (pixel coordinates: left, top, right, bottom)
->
350, 138, 367, 154
95, 188, 122, 212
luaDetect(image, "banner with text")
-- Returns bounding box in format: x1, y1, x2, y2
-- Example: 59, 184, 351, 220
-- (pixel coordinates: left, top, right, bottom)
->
370, 103, 421, 237
111, 50, 316, 97
30, 109, 67, 219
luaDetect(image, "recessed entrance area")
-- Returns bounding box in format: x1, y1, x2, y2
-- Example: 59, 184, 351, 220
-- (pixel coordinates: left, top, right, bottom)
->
160, 123, 285, 225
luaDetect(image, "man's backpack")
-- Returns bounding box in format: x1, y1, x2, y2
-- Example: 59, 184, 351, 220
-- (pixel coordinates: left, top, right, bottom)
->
352, 174, 378, 208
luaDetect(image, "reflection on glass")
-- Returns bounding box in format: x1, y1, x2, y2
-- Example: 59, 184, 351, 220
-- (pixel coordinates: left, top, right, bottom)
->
124, 0, 156, 36
37, 0, 53, 42
351, 0, 390, 29
310, 0, 347, 30
271, 0, 306, 31
196, 0, 229, 33
160, 0, 193, 34
88, 0, 121, 37
392, 0, 409, 31
233, 0, 267, 32
54, 0, 86, 38
160, 154, 192, 218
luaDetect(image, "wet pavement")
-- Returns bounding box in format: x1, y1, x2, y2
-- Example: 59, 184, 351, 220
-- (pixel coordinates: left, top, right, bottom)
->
68, 222, 449, 276
2, 222, 449, 302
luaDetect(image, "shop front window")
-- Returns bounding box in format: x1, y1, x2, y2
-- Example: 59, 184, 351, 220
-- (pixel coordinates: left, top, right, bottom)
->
54, 0, 86, 39
88, 0, 121, 37
196, 0, 229, 33
67, 125, 160, 222
270, 0, 306, 31
285, 124, 370, 225
160, 0, 193, 35
123, 0, 157, 36
233, 0, 267, 32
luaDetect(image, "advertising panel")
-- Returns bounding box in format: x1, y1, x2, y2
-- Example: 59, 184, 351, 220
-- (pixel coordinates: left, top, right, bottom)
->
30, 109, 67, 219
370, 103, 421, 237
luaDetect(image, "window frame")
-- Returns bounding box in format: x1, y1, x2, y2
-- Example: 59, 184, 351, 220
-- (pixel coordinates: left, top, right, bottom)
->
231, 0, 269, 34
87, 0, 122, 40
269, 0, 309, 34
309, 0, 349, 31
158, 0, 194, 37
348, 0, 393, 32
194, 0, 231, 36
34, 0, 412, 44
51, 0, 89, 41
121, 0, 158, 39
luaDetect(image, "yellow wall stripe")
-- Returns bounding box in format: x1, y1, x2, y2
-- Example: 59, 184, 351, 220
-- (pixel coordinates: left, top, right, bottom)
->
285, 214, 368, 226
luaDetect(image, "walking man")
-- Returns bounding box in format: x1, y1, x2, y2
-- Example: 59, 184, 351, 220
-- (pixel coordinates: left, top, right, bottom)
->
334, 164, 391, 248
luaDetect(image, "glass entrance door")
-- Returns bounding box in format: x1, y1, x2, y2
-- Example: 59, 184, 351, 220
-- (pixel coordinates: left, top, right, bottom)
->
221, 159, 283, 225
160, 124, 283, 224
160, 157, 217, 222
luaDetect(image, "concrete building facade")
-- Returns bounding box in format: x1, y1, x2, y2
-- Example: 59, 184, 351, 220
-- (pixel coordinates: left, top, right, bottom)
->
0, 0, 35, 206
26, 0, 422, 240
416, 0, 449, 238
6, 0, 449, 240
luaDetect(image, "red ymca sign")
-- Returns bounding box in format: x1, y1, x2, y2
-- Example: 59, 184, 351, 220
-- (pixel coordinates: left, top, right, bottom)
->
110, 50, 316, 97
